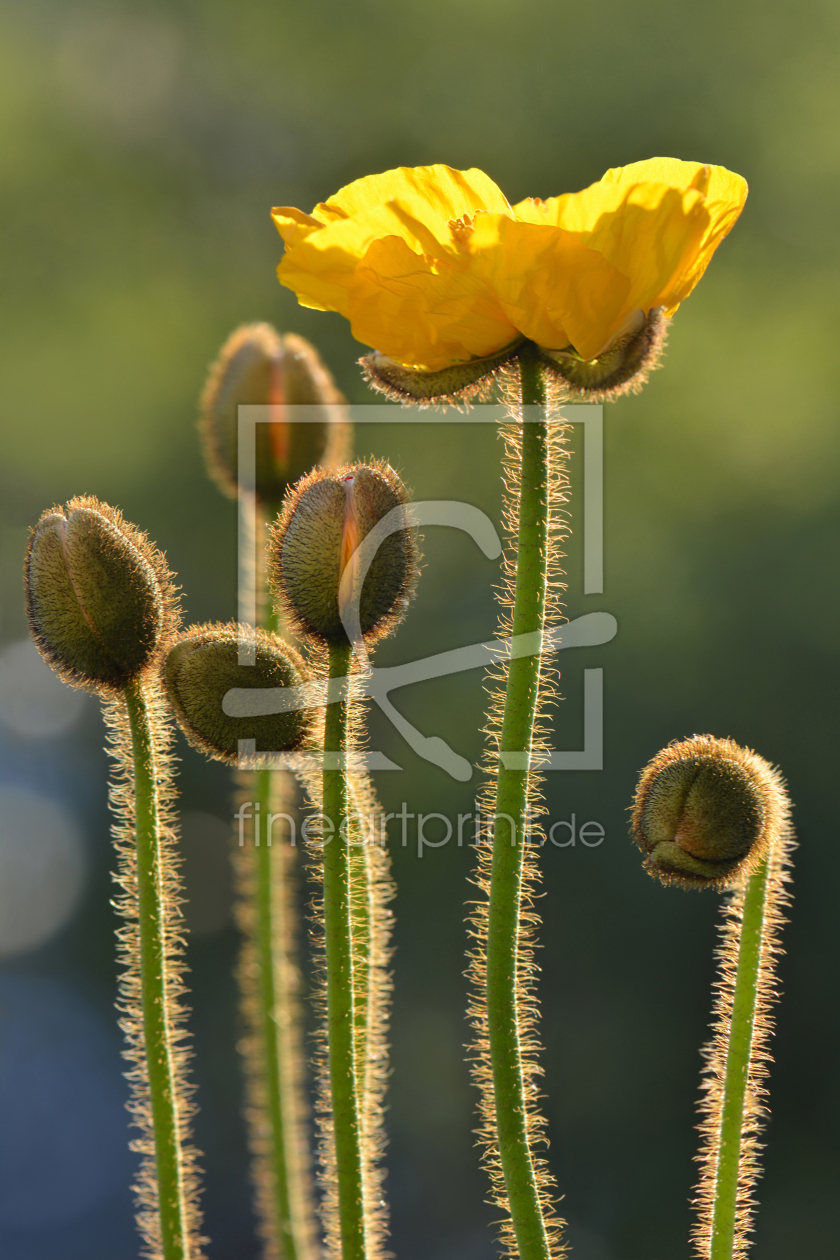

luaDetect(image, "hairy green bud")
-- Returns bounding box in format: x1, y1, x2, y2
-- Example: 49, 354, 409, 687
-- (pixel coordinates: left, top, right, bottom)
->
199, 323, 350, 505
163, 623, 313, 763
267, 461, 418, 647
631, 735, 781, 889
24, 496, 177, 692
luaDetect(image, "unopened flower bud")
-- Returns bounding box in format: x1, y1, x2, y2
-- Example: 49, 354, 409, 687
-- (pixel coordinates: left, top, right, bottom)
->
24, 496, 176, 692
631, 735, 785, 889
538, 308, 668, 400
268, 461, 418, 646
199, 323, 350, 506
163, 623, 313, 763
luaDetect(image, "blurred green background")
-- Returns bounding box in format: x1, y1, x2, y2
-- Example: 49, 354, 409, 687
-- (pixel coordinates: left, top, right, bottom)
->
1, 0, 838, 1257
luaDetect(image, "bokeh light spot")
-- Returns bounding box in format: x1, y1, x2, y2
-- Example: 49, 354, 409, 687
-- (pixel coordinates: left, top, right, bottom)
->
0, 785, 86, 958
0, 639, 87, 739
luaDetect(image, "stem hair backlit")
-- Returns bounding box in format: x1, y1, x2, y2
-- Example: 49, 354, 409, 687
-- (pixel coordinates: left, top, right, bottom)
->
690, 749, 795, 1260
293, 668, 394, 1260
468, 347, 571, 1260
108, 679, 205, 1260
231, 765, 318, 1260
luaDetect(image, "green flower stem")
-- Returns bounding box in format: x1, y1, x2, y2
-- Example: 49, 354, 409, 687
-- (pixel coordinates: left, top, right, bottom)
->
125, 678, 191, 1260
247, 556, 313, 1260
253, 762, 306, 1260
323, 640, 366, 1260
347, 781, 377, 1107
709, 855, 772, 1260
486, 348, 551, 1260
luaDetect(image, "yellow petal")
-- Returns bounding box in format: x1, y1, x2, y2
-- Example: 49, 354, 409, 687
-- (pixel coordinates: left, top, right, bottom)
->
313, 164, 511, 233
347, 236, 518, 371
586, 184, 710, 317
467, 214, 632, 360
511, 180, 708, 348
600, 156, 717, 194
275, 203, 433, 317
665, 169, 748, 305
272, 206, 352, 313
597, 159, 748, 306
275, 168, 513, 324
271, 206, 324, 249
273, 160, 747, 368
512, 160, 747, 353
276, 256, 351, 317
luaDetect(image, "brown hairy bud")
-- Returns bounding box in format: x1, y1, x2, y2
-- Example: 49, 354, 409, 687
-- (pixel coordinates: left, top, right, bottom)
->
267, 461, 418, 647
163, 623, 314, 763
630, 735, 785, 889
199, 323, 350, 506
537, 308, 669, 400
24, 496, 178, 693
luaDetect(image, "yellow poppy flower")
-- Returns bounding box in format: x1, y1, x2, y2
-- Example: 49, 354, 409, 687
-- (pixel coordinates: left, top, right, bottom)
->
272, 159, 746, 374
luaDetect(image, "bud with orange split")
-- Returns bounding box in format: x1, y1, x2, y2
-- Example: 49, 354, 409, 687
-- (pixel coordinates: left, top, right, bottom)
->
199, 322, 350, 508
267, 461, 418, 647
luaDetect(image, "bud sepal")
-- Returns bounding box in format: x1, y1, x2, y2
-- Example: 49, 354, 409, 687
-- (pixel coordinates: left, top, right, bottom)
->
537, 308, 669, 401
359, 341, 523, 405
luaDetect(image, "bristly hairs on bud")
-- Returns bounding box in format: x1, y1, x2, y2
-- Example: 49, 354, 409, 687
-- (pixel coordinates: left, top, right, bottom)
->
24, 495, 180, 694
537, 308, 669, 401
199, 323, 351, 507
359, 311, 667, 408
267, 459, 419, 649
162, 622, 315, 764
631, 736, 795, 1260
631, 735, 780, 890
25, 495, 204, 1260
467, 356, 572, 1260
359, 341, 524, 406
163, 619, 395, 1260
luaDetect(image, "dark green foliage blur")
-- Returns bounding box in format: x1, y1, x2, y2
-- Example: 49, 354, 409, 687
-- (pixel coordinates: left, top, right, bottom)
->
0, 1, 838, 1257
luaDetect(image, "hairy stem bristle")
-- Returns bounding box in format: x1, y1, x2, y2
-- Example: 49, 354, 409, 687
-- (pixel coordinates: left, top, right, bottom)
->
107, 679, 205, 1260
692, 756, 795, 1260
467, 351, 571, 1260
231, 766, 318, 1260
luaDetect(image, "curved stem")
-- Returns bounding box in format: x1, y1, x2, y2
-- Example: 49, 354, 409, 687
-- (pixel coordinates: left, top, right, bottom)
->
125, 678, 191, 1260
486, 348, 552, 1260
708, 857, 770, 1260
323, 640, 366, 1260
